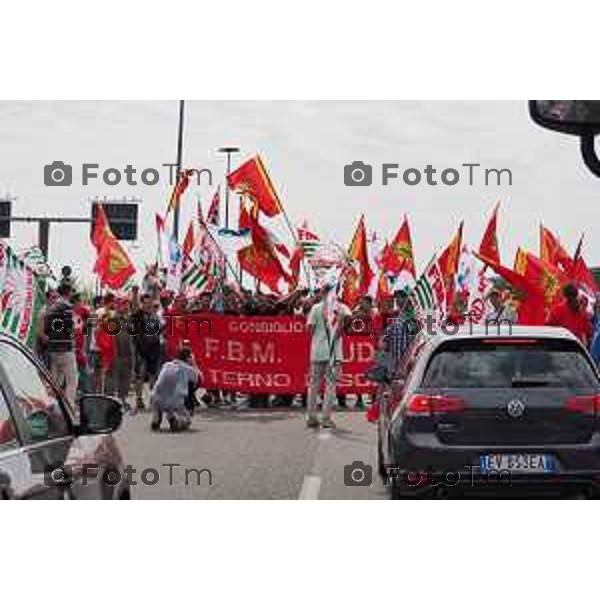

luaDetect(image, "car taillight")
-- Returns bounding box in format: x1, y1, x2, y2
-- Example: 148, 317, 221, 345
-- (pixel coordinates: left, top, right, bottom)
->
564, 395, 600, 415
406, 394, 465, 416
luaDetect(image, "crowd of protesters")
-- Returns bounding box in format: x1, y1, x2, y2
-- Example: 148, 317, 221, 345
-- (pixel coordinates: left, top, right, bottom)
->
32, 265, 345, 419
32, 262, 600, 431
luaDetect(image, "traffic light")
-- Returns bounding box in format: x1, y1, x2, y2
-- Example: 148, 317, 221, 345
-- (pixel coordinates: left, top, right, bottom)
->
0, 201, 11, 238
91, 202, 138, 241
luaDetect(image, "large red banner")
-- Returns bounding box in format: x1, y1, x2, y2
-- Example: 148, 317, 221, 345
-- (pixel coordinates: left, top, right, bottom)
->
167, 313, 376, 394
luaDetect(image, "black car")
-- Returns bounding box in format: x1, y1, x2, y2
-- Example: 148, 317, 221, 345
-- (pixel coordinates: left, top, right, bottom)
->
0, 334, 129, 499
377, 326, 600, 499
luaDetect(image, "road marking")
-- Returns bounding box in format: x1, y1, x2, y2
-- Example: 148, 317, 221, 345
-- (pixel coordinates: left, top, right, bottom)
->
318, 431, 332, 441
298, 475, 321, 500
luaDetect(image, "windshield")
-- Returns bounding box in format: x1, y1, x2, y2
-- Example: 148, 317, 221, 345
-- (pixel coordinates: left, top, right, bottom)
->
422, 339, 598, 389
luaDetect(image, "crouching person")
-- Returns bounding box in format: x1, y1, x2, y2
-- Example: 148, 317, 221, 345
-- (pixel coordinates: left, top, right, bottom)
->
150, 347, 200, 432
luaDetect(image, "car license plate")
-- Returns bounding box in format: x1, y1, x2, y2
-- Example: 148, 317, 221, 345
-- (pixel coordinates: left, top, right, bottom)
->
480, 454, 554, 473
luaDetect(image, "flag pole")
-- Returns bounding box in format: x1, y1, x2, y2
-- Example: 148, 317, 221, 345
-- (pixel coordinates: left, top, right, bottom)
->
574, 233, 585, 262
218, 147, 240, 230
155, 218, 163, 268
173, 100, 185, 242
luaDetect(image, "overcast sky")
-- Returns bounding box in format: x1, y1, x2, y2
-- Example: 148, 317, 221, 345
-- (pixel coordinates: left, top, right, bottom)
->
0, 100, 598, 285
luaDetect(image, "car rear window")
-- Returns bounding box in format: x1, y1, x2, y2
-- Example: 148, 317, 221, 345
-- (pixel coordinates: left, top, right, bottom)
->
422, 338, 599, 389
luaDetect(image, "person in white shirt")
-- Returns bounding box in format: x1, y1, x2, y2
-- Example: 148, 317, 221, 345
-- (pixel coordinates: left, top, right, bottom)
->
150, 347, 199, 432
305, 284, 351, 429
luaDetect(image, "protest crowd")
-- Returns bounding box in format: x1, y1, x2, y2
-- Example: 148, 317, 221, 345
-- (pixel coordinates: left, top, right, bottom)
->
31, 257, 600, 432
4, 155, 600, 432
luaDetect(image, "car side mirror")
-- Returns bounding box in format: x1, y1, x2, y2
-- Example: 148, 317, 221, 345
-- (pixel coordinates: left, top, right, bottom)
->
529, 100, 600, 177
79, 395, 123, 435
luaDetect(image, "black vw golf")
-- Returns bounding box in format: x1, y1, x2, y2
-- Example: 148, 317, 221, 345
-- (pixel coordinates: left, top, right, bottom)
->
376, 326, 600, 499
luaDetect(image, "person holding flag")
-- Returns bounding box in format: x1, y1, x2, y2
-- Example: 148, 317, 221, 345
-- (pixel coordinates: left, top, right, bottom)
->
484, 286, 517, 325
305, 282, 351, 429
546, 283, 593, 345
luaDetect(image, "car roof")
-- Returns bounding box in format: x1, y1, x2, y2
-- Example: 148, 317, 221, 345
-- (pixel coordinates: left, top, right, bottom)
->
419, 324, 580, 352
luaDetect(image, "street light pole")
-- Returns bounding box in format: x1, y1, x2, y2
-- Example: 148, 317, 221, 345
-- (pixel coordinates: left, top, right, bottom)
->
218, 147, 240, 229
173, 100, 186, 241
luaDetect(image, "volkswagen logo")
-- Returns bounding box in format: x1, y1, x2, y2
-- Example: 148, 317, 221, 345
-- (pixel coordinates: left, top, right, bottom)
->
507, 399, 525, 418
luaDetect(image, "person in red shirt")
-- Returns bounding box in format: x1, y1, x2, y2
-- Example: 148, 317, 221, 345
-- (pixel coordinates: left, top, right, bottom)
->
546, 284, 593, 345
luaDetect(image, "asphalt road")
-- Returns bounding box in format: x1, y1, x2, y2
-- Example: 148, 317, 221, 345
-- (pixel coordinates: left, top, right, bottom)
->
116, 408, 387, 499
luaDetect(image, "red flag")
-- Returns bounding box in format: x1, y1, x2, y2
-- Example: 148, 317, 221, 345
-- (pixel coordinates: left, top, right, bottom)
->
206, 187, 221, 226
515, 248, 567, 309
379, 242, 396, 273
539, 225, 574, 273
375, 270, 392, 305
238, 196, 257, 231
227, 155, 282, 217
438, 222, 463, 306
341, 264, 361, 309
289, 245, 304, 290
92, 205, 135, 289
238, 245, 288, 294
475, 251, 546, 325
182, 222, 195, 258
438, 222, 463, 283
237, 213, 290, 293
479, 204, 500, 265
388, 216, 416, 278
348, 215, 374, 295
94, 236, 136, 289
570, 256, 598, 294
92, 204, 113, 250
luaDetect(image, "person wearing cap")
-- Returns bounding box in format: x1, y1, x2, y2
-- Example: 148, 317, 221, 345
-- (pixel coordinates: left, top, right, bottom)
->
305, 284, 351, 429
